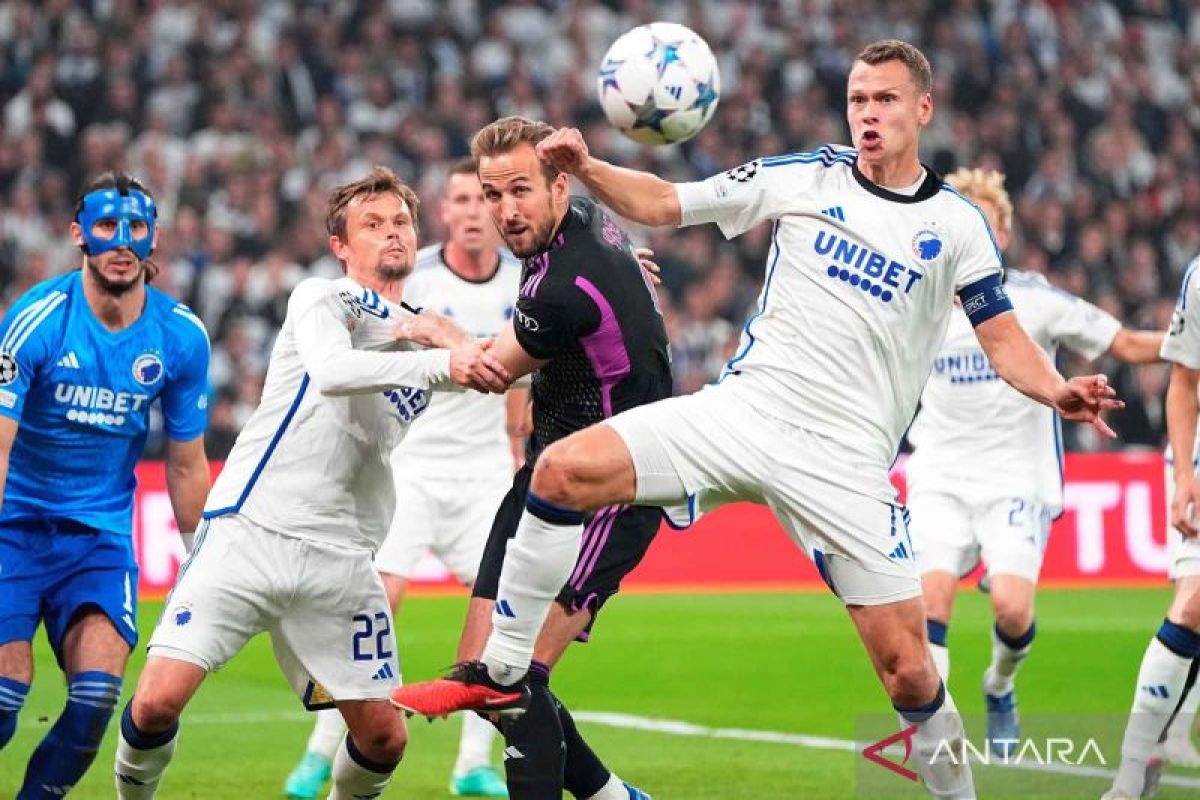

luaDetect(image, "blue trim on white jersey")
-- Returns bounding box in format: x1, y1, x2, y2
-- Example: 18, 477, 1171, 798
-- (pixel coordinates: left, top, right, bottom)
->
940, 185, 1005, 268
202, 374, 311, 519
1179, 257, 1200, 310
721, 221, 781, 378
1051, 408, 1065, 520
762, 145, 856, 169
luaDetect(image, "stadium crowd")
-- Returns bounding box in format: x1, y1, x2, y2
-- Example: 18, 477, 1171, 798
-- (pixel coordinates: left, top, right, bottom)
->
0, 0, 1193, 455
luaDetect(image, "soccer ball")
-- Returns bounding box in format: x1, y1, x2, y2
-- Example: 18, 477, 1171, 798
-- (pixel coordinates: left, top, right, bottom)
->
596, 22, 720, 145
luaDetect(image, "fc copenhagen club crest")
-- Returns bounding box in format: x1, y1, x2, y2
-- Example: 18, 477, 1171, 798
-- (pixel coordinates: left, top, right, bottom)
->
132, 353, 164, 385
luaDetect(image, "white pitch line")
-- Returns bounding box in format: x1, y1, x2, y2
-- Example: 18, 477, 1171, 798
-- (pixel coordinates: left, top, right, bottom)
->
572, 710, 1200, 790
18, 707, 1200, 789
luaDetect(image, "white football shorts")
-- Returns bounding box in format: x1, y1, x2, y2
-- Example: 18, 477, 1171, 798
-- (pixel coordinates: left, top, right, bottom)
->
604, 381, 921, 606
906, 490, 1051, 583
148, 514, 400, 708
1163, 464, 1200, 579
375, 470, 511, 583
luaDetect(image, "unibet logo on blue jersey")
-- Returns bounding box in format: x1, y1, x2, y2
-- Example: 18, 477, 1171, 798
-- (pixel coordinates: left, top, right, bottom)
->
0, 271, 210, 534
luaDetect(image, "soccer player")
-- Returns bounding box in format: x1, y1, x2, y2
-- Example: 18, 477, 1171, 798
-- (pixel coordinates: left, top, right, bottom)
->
391, 41, 1122, 800
904, 167, 1164, 757
284, 158, 526, 799
112, 167, 508, 800
0, 172, 211, 798
393, 116, 668, 800
1103, 258, 1200, 800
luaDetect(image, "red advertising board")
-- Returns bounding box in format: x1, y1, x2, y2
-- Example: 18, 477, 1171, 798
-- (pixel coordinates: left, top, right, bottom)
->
131, 452, 1171, 596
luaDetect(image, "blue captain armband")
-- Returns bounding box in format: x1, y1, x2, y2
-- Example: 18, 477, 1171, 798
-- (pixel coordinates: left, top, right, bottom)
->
958, 273, 1013, 327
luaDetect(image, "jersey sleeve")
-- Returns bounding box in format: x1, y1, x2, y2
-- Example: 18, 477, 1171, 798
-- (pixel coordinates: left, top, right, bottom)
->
950, 196, 1005, 290
0, 289, 64, 421
513, 282, 599, 360
1047, 293, 1122, 361
160, 305, 211, 441
1163, 262, 1200, 369
675, 158, 783, 239
290, 279, 455, 394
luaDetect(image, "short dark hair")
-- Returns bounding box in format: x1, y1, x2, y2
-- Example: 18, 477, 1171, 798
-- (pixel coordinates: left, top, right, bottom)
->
447, 156, 478, 177
325, 166, 420, 240
470, 116, 558, 184
855, 40, 933, 94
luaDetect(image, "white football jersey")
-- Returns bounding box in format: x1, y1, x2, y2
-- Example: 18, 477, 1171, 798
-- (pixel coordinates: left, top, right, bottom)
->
204, 276, 456, 551
906, 270, 1121, 509
1162, 256, 1200, 468
397, 244, 521, 475
676, 145, 1003, 472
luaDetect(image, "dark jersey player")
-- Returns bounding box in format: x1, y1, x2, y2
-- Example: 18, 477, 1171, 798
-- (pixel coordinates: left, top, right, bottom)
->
392, 116, 669, 800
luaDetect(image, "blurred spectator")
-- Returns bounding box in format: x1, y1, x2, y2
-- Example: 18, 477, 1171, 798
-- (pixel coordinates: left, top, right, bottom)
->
0, 0, 1191, 451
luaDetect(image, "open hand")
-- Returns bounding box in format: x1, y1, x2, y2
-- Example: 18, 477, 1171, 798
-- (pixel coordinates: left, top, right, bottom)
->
1171, 477, 1200, 538
450, 340, 510, 393
1052, 374, 1124, 438
635, 247, 662, 286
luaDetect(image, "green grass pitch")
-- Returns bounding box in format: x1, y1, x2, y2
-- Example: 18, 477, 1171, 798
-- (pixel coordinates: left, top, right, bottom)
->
4, 587, 1199, 798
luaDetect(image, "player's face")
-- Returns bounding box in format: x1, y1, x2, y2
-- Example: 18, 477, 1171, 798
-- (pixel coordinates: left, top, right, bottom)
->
846, 59, 932, 169
441, 171, 501, 255
969, 196, 1011, 252
478, 143, 569, 258
332, 192, 417, 283
71, 219, 151, 296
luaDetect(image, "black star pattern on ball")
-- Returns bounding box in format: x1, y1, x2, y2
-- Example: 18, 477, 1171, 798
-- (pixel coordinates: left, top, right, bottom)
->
627, 96, 671, 134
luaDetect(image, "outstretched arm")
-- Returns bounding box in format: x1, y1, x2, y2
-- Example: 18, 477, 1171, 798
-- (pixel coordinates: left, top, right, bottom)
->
974, 311, 1123, 436
537, 128, 681, 227
1106, 329, 1165, 364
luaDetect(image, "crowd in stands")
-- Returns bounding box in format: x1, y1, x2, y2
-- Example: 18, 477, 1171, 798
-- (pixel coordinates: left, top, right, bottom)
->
0, 0, 1193, 455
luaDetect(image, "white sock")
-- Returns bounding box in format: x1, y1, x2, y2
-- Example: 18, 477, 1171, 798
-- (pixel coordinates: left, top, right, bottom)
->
1164, 659, 1200, 749
482, 502, 583, 685
1112, 637, 1196, 795
929, 643, 950, 682
328, 736, 399, 800
114, 715, 178, 799
983, 622, 1033, 696
305, 708, 347, 762
586, 773, 629, 800
453, 712, 497, 777
898, 686, 975, 800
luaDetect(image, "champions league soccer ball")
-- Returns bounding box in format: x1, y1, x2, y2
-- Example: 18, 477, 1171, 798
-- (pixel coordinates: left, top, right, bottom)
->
597, 22, 721, 145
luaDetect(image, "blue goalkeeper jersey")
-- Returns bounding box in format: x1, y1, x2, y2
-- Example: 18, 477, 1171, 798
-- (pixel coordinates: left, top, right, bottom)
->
0, 271, 210, 535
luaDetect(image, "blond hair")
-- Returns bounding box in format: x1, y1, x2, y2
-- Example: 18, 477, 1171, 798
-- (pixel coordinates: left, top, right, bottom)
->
946, 167, 1013, 234
325, 166, 420, 240
470, 116, 558, 183
855, 40, 933, 94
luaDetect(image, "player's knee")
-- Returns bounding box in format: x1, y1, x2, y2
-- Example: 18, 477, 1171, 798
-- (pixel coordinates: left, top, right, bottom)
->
530, 441, 587, 507
351, 722, 408, 764
991, 597, 1033, 636
882, 655, 939, 708
130, 690, 185, 734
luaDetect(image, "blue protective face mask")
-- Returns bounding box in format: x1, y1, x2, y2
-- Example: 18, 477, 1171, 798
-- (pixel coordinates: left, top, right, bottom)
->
76, 188, 157, 260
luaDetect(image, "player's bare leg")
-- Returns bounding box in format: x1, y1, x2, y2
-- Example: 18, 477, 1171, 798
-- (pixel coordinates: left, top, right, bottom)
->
979, 573, 1036, 757
849, 597, 975, 799
920, 571, 957, 681
0, 641, 34, 751
114, 655, 207, 798
19, 611, 129, 797
328, 699, 407, 800
1105, 577, 1200, 799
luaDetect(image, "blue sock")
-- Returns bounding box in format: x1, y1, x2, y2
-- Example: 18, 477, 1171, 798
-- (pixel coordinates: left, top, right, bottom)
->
0, 675, 30, 749
19, 671, 121, 799
1157, 619, 1200, 659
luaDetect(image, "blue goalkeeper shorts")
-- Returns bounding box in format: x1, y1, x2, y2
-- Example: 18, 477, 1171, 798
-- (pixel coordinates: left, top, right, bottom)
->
0, 521, 139, 665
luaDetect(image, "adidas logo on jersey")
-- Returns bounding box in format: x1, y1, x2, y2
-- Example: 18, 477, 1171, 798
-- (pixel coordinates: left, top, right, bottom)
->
495, 599, 517, 618
371, 662, 396, 681
56, 351, 80, 369
821, 206, 845, 222
504, 746, 525, 760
